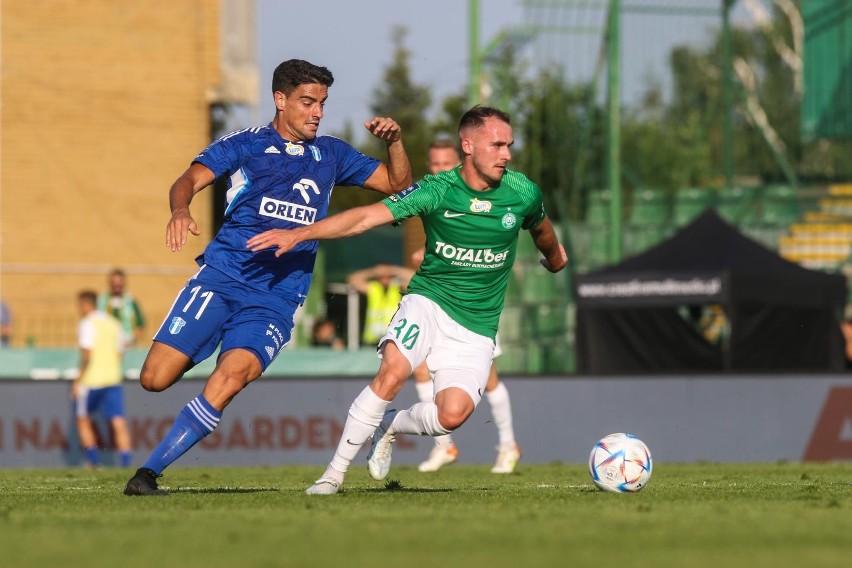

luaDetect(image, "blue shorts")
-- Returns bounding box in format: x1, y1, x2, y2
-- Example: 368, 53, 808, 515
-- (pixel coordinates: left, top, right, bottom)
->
153, 265, 297, 371
76, 385, 124, 419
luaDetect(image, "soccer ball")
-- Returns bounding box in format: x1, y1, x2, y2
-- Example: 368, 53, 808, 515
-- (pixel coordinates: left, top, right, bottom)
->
588, 433, 652, 493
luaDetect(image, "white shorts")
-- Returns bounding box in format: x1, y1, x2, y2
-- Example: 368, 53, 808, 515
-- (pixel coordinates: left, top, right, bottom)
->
378, 294, 495, 406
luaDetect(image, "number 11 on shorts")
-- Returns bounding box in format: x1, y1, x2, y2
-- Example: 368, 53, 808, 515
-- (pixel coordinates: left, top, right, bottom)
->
182, 285, 214, 320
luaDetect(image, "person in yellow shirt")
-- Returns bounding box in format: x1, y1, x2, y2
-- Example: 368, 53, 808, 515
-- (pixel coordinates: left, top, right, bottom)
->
72, 290, 133, 468
347, 264, 414, 345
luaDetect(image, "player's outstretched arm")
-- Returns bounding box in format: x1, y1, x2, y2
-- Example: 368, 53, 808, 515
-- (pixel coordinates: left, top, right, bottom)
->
247, 202, 396, 258
167, 162, 216, 252
530, 216, 568, 273
361, 117, 412, 195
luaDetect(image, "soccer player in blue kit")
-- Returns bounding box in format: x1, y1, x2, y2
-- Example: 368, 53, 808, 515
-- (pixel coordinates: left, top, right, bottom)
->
123, 59, 412, 495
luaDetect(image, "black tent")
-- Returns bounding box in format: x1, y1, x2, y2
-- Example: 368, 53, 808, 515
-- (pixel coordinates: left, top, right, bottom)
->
574, 210, 848, 374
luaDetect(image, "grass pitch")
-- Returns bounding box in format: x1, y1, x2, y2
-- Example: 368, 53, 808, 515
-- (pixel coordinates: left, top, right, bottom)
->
1, 463, 851, 568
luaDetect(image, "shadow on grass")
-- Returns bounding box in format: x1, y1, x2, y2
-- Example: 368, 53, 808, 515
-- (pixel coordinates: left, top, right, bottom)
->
359, 487, 454, 494
170, 487, 280, 494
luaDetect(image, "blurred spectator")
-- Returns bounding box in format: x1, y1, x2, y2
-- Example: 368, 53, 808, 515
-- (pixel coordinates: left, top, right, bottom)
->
347, 263, 414, 345
840, 305, 852, 367
98, 268, 146, 347
699, 304, 727, 345
312, 318, 345, 350
426, 138, 462, 174
0, 299, 11, 347
73, 290, 133, 468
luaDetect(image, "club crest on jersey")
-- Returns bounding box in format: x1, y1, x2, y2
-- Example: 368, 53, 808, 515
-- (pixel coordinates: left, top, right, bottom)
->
388, 183, 421, 202
169, 317, 186, 335
501, 212, 517, 229
470, 198, 492, 213
285, 142, 305, 156
309, 146, 322, 162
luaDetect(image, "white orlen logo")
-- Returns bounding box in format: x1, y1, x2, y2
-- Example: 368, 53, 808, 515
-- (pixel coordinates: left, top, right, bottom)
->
470, 198, 492, 213
293, 178, 320, 203
259, 197, 317, 225
444, 211, 465, 218
264, 146, 280, 154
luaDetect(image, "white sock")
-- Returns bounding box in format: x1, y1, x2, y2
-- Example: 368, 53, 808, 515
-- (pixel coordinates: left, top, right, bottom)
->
387, 402, 452, 437
414, 380, 433, 403
433, 433, 455, 447
327, 386, 390, 479
413, 382, 454, 446
485, 382, 515, 447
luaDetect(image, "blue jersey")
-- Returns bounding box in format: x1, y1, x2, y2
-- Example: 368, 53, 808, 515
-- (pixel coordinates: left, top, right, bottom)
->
193, 124, 380, 302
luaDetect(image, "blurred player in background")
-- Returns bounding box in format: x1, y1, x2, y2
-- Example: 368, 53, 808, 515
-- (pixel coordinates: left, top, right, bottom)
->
123, 59, 411, 495
73, 290, 133, 468
414, 139, 521, 474
246, 106, 566, 495
0, 299, 11, 347
98, 268, 146, 348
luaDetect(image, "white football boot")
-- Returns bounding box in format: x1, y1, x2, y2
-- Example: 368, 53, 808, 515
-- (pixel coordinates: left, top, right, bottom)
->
491, 443, 521, 474
418, 443, 459, 472
367, 412, 398, 480
305, 477, 341, 495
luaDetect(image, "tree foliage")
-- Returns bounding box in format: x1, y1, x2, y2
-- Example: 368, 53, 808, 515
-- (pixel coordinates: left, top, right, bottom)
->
330, 26, 433, 213
332, 8, 852, 219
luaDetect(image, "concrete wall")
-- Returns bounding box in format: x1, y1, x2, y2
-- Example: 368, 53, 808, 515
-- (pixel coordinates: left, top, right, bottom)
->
0, 0, 220, 346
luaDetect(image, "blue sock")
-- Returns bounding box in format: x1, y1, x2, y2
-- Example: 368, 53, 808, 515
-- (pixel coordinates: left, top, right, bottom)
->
84, 447, 99, 467
119, 451, 132, 468
142, 395, 221, 474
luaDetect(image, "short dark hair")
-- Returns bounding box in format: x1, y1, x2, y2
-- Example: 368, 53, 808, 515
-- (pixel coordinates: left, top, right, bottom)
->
312, 317, 335, 335
458, 106, 511, 133
428, 138, 460, 153
78, 290, 98, 306
271, 59, 334, 95
109, 268, 125, 278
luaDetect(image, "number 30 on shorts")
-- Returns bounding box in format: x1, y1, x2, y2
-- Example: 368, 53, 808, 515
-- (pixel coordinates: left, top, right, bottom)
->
391, 318, 420, 350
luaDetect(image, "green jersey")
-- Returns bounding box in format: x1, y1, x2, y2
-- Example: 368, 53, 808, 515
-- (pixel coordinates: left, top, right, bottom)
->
383, 166, 546, 339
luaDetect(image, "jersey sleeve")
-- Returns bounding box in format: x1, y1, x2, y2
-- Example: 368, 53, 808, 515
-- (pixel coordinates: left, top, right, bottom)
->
381, 177, 442, 222
521, 182, 547, 230
78, 318, 95, 350
192, 130, 247, 178
132, 299, 145, 328
329, 138, 381, 187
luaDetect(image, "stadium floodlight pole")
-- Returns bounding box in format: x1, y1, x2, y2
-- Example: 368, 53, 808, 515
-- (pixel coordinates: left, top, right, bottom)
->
722, 0, 735, 193
606, 0, 622, 263
468, 0, 481, 106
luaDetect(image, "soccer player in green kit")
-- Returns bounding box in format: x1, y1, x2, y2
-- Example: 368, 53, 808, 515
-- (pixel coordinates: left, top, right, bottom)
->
247, 106, 567, 494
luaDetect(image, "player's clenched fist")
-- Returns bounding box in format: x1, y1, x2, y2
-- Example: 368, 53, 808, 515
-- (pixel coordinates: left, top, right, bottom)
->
365, 117, 402, 143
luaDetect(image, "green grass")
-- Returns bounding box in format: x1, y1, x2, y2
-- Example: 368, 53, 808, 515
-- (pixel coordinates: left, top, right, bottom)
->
1, 463, 851, 567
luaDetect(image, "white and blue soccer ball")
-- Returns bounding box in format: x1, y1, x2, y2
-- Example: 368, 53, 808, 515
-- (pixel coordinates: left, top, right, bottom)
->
588, 433, 652, 493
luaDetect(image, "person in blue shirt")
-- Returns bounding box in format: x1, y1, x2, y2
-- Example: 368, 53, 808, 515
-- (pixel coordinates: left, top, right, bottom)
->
124, 59, 411, 496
